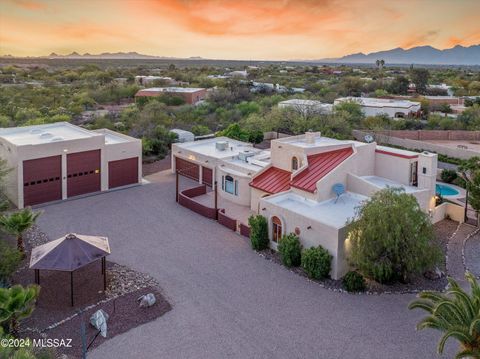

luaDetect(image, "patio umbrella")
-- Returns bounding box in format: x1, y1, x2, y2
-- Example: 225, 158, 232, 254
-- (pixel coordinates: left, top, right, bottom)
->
29, 233, 111, 306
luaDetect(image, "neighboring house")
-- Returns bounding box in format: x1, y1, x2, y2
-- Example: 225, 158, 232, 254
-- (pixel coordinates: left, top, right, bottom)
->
427, 83, 454, 96
334, 97, 421, 118
134, 75, 176, 86
227, 70, 248, 78
250, 82, 305, 94
171, 137, 270, 207
278, 99, 333, 115
173, 132, 440, 280
134, 87, 207, 105
0, 122, 142, 209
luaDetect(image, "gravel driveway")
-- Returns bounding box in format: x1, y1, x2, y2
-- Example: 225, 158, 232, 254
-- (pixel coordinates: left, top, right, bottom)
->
36, 171, 455, 359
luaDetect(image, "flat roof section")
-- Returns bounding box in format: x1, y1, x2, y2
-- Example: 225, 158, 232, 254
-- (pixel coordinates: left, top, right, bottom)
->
361, 175, 422, 193
265, 191, 367, 229
174, 137, 258, 160
137, 87, 205, 94
375, 145, 419, 159
0, 122, 98, 146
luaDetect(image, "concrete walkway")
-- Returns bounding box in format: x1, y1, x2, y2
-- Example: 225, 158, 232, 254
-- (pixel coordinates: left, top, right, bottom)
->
446, 223, 478, 285
35, 171, 455, 359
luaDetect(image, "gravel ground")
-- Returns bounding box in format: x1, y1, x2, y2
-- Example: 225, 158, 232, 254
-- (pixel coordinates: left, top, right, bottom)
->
9, 226, 171, 359
35, 171, 457, 359
464, 229, 480, 277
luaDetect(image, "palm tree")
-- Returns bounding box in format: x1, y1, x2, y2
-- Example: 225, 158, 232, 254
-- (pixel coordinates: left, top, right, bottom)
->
409, 272, 480, 358
0, 208, 41, 254
0, 284, 40, 336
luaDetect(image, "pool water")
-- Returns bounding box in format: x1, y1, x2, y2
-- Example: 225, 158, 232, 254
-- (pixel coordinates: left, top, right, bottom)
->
436, 184, 460, 196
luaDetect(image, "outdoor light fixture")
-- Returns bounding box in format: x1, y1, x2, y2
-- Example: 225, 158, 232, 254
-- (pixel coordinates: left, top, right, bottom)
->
63, 149, 68, 152
262, 208, 266, 211
307, 226, 312, 229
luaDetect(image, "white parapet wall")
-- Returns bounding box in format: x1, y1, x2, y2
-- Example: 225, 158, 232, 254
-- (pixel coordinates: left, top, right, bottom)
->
431, 202, 465, 224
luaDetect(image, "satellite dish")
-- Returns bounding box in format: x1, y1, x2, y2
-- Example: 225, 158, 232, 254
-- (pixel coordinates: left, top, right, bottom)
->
364, 134, 374, 143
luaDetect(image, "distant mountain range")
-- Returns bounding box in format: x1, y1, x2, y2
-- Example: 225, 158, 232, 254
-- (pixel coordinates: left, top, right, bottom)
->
1, 44, 479, 65
317, 45, 480, 65
0, 51, 202, 60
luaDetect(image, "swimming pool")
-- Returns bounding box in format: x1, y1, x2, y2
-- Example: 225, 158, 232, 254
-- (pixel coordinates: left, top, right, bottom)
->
436, 183, 460, 196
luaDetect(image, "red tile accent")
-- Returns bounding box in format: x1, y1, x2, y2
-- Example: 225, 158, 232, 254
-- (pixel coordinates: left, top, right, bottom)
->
290, 147, 353, 193
249, 166, 291, 194
375, 149, 418, 159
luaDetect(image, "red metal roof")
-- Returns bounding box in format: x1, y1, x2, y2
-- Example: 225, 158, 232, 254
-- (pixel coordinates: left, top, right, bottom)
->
375, 149, 418, 159
249, 166, 291, 194
290, 147, 353, 193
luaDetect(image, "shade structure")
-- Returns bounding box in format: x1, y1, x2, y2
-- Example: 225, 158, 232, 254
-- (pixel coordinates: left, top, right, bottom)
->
30, 233, 110, 271
29, 233, 110, 306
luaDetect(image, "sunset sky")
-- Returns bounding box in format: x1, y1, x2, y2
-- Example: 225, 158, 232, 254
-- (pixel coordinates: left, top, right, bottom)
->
0, 0, 479, 60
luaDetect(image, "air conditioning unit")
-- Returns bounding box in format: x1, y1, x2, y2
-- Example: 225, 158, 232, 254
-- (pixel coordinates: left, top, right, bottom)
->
215, 141, 229, 151
238, 150, 255, 162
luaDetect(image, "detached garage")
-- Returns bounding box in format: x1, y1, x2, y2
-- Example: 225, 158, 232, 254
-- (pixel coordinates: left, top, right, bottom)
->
0, 122, 142, 209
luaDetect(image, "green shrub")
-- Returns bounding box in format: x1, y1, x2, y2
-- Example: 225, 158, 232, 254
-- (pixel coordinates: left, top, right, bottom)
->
342, 271, 366, 292
452, 176, 467, 189
0, 241, 22, 286
278, 233, 302, 267
248, 215, 269, 251
347, 188, 440, 283
301, 246, 332, 279
441, 169, 458, 183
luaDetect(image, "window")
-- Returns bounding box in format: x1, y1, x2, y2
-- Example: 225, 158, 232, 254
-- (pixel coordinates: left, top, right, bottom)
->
272, 216, 282, 243
292, 157, 299, 171
422, 167, 427, 174
225, 175, 235, 194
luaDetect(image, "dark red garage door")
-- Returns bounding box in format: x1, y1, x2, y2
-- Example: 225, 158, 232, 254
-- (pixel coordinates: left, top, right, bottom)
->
202, 166, 213, 187
23, 156, 62, 206
175, 157, 199, 181
67, 150, 101, 197
108, 157, 139, 189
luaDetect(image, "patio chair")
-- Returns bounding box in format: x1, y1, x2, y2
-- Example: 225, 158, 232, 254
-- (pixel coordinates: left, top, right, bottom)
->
332, 183, 346, 204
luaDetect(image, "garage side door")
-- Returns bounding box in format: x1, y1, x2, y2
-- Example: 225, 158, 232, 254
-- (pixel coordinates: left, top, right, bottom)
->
23, 156, 62, 206
108, 157, 139, 189
175, 157, 199, 181
67, 150, 101, 197
202, 166, 212, 187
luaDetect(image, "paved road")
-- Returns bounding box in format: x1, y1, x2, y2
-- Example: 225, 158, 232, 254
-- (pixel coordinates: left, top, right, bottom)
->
36, 171, 454, 359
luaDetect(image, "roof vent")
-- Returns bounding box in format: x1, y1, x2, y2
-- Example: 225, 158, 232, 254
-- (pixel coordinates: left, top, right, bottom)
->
39, 132, 53, 139
238, 150, 255, 162
30, 129, 43, 134
216, 141, 229, 151
50, 136, 64, 142
305, 131, 319, 144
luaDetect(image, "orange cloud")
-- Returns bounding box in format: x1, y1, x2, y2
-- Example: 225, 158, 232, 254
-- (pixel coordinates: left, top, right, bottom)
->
130, 0, 339, 36
12, 0, 46, 10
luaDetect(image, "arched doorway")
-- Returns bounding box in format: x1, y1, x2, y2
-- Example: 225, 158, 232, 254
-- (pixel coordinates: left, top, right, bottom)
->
272, 216, 282, 243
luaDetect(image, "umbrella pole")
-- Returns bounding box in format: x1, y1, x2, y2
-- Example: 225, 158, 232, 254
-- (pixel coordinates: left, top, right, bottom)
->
71, 271, 74, 307
102, 257, 107, 291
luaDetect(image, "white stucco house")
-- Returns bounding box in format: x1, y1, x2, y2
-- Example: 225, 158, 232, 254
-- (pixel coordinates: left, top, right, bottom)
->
334, 97, 421, 118
278, 99, 333, 115
172, 132, 461, 279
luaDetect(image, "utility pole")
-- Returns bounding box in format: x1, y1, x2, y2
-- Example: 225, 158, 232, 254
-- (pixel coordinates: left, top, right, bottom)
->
176, 171, 179, 203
